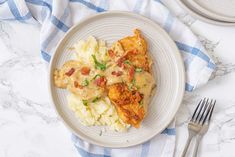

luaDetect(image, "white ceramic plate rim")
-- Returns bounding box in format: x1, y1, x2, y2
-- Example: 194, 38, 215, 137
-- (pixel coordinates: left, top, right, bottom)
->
177, 0, 235, 26
186, 0, 235, 22
48, 11, 185, 148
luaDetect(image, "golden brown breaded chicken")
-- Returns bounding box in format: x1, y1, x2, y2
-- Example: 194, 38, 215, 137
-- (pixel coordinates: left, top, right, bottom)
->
118, 29, 147, 54
107, 83, 145, 128
125, 49, 150, 72
110, 29, 151, 71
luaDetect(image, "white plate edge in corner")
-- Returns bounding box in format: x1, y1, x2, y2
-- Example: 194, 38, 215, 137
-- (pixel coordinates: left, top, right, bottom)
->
176, 0, 235, 26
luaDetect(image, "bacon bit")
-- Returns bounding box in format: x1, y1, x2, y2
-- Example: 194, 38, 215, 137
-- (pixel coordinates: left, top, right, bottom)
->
129, 66, 135, 81
135, 92, 143, 101
117, 56, 126, 67
65, 68, 75, 76
95, 76, 107, 87
108, 49, 115, 57
123, 63, 129, 69
74, 81, 83, 89
80, 67, 90, 75
132, 115, 140, 121
116, 71, 123, 76
112, 71, 123, 76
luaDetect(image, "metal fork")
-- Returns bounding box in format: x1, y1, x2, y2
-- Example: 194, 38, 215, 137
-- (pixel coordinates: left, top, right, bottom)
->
192, 99, 216, 157
181, 98, 216, 157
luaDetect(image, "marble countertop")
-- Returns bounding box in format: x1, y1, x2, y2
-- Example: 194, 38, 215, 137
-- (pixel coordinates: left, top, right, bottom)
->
1, 15, 235, 157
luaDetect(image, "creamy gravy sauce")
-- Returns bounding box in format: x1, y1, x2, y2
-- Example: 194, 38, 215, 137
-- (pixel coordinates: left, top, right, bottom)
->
55, 57, 156, 105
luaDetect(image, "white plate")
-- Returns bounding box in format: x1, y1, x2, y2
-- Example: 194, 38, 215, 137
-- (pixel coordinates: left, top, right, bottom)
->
186, 0, 235, 23
177, 0, 235, 26
194, 0, 235, 20
49, 11, 185, 148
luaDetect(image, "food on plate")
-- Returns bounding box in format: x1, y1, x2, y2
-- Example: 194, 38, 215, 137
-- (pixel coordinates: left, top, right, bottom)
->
67, 94, 130, 132
53, 29, 156, 131
54, 60, 105, 100
107, 83, 145, 128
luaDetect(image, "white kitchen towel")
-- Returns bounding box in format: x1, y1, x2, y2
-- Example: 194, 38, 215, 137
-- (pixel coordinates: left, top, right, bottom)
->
0, 0, 215, 157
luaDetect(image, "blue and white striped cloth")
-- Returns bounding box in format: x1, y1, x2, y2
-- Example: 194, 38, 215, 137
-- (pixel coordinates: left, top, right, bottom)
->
0, 0, 215, 157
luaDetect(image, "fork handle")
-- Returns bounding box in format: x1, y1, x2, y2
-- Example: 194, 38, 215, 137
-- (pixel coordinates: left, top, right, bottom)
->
181, 131, 196, 157
192, 135, 202, 157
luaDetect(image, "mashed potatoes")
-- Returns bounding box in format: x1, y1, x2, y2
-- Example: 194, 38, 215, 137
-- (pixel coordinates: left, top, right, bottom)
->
73, 36, 108, 64
66, 36, 130, 132
67, 94, 130, 132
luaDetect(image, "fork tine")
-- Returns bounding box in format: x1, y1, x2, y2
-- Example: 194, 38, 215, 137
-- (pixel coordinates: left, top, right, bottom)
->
195, 98, 208, 122
191, 99, 203, 121
198, 99, 210, 123
208, 100, 216, 121
202, 99, 216, 124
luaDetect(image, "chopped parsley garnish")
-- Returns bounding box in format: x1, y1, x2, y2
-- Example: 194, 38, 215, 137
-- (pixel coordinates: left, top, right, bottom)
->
124, 60, 131, 65
81, 79, 89, 86
128, 83, 134, 91
92, 74, 102, 80
139, 100, 143, 108
82, 100, 88, 106
92, 97, 100, 103
132, 78, 136, 84
135, 68, 143, 72
128, 78, 136, 91
92, 55, 106, 71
